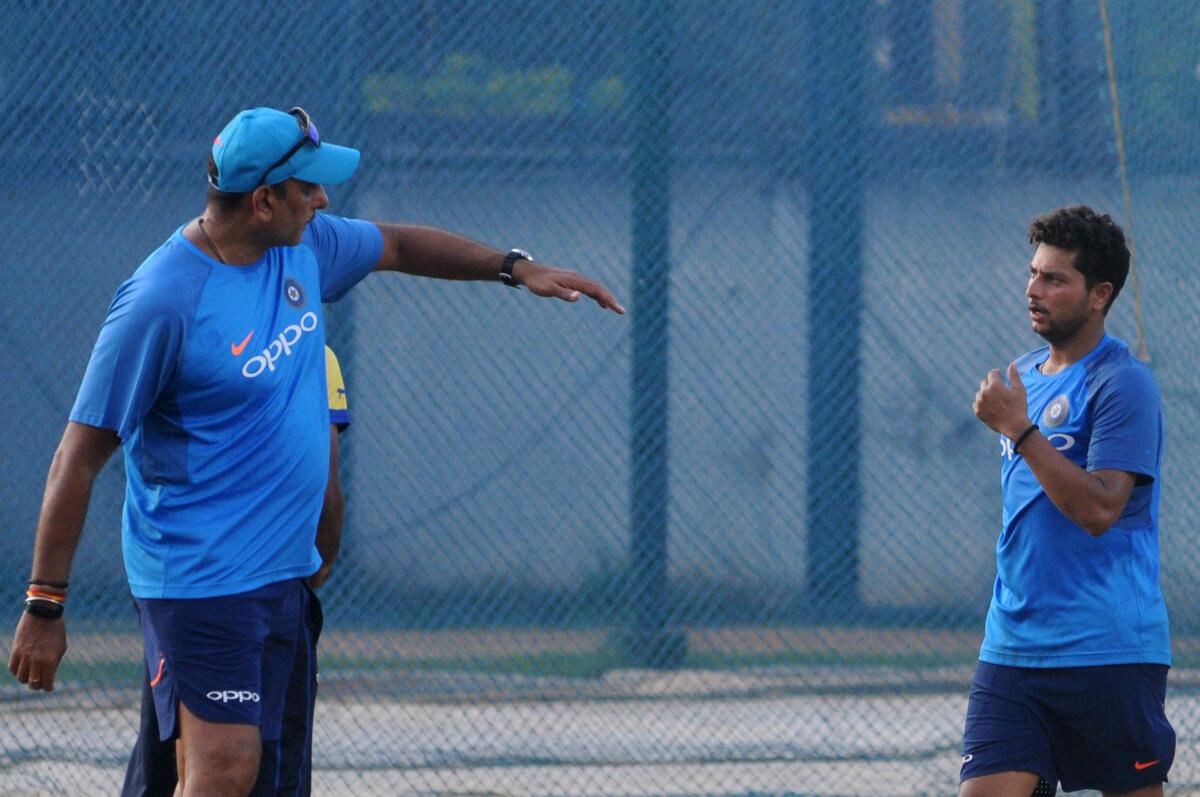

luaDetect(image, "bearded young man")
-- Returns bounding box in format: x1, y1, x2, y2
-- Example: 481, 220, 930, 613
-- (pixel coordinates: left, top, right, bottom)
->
962, 205, 1173, 797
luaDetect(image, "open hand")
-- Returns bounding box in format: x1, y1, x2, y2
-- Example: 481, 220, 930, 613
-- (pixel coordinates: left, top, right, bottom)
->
513, 261, 625, 314
973, 362, 1030, 439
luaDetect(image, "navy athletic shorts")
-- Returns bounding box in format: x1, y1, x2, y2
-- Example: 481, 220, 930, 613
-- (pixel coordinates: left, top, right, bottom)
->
122, 580, 322, 797
960, 660, 1175, 793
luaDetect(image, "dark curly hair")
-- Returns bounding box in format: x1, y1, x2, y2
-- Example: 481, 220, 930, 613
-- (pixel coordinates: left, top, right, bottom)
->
1028, 205, 1130, 314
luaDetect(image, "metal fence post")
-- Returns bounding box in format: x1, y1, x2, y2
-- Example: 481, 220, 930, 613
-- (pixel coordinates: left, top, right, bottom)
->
623, 0, 686, 668
803, 0, 868, 618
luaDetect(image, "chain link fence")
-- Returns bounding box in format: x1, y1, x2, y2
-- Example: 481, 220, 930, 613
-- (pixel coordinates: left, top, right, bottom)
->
2, 1, 1199, 794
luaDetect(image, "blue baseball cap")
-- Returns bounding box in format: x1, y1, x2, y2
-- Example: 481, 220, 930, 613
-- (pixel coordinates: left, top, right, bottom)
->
209, 107, 360, 193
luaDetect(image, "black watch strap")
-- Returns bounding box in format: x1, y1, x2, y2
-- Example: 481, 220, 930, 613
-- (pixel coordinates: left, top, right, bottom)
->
500, 248, 532, 288
24, 599, 64, 620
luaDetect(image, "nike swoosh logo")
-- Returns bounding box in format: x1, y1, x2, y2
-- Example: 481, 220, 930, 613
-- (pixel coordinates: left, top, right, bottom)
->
1134, 759, 1161, 771
149, 655, 166, 688
231, 330, 254, 356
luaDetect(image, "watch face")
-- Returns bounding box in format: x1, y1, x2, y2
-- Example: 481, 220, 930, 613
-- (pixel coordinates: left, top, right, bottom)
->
511, 248, 532, 261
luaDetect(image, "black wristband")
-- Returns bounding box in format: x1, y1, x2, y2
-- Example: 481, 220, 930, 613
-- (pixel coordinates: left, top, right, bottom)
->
1013, 423, 1039, 454
24, 598, 65, 620
29, 578, 69, 590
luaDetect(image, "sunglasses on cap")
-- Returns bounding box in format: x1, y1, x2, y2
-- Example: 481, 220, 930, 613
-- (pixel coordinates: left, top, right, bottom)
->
258, 106, 321, 186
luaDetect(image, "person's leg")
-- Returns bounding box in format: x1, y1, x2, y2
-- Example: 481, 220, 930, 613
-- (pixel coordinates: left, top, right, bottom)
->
959, 663, 1057, 793
958, 771, 1041, 797
251, 585, 319, 796
137, 580, 304, 797
175, 704, 260, 797
1052, 664, 1174, 795
120, 661, 178, 797
1102, 786, 1163, 797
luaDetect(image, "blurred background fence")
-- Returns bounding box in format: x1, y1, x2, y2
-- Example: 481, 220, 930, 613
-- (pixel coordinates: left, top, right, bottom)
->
3, 1, 1200, 794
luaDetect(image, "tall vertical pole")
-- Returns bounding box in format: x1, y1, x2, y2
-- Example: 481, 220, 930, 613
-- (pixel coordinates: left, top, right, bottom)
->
1036, 0, 1095, 177
803, 0, 868, 618
329, 0, 362, 584
625, 0, 684, 667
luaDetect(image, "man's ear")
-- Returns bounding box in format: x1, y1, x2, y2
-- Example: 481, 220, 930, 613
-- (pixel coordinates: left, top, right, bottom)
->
249, 185, 275, 220
1091, 281, 1113, 313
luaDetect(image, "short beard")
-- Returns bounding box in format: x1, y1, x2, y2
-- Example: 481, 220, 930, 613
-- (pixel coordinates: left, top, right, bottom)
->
1036, 308, 1089, 346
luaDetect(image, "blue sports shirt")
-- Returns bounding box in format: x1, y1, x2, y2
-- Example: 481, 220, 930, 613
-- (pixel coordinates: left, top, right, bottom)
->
70, 214, 382, 598
981, 335, 1169, 667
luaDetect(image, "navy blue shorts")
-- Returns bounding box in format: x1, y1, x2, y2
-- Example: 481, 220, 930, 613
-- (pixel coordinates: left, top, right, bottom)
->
122, 579, 315, 796
960, 661, 1175, 793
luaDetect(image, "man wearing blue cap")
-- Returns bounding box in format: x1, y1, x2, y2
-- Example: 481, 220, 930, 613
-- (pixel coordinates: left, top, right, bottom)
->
8, 106, 624, 797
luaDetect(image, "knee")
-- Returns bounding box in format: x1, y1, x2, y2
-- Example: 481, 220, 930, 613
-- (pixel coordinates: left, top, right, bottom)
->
181, 743, 260, 796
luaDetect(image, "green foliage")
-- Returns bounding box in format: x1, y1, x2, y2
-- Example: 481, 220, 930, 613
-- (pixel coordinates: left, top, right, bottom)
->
1008, 0, 1038, 122
362, 52, 626, 119
362, 72, 421, 114
588, 75, 628, 112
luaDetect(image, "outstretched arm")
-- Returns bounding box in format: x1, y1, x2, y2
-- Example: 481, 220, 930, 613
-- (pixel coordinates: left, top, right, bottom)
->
372, 223, 625, 314
9, 422, 120, 691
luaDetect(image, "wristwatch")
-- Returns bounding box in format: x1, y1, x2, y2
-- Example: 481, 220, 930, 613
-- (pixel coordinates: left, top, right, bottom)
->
500, 248, 532, 288
24, 599, 64, 620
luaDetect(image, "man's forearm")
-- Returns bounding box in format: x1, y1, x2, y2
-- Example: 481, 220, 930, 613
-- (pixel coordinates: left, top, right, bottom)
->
29, 423, 120, 581
314, 488, 344, 571
309, 424, 344, 589
1017, 431, 1132, 536
375, 224, 503, 281
371, 222, 626, 313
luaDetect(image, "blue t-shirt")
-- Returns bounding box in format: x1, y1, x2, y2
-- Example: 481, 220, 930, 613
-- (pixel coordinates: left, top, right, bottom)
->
980, 335, 1169, 667
70, 213, 382, 598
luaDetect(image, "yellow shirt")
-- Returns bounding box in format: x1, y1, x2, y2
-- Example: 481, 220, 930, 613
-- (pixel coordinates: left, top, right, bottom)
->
325, 346, 350, 428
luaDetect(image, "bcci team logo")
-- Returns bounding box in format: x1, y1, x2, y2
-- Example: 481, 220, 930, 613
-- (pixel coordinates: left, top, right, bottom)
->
1042, 395, 1070, 428
284, 277, 306, 309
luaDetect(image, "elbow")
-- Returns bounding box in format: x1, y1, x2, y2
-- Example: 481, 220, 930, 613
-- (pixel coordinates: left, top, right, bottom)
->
52, 424, 119, 481
48, 441, 102, 484
1078, 507, 1121, 538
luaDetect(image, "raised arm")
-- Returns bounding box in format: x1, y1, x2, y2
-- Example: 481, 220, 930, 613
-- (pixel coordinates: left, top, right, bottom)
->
1013, 438, 1135, 536
974, 364, 1136, 537
372, 223, 625, 314
9, 421, 120, 691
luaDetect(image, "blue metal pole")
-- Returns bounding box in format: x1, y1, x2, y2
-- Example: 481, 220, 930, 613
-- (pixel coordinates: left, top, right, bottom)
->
803, 0, 868, 617
625, 0, 684, 667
